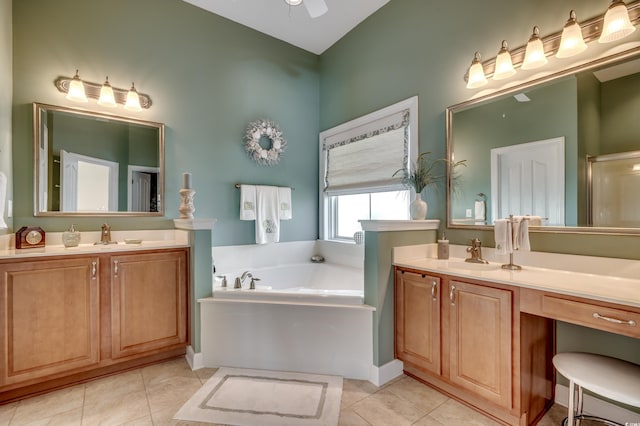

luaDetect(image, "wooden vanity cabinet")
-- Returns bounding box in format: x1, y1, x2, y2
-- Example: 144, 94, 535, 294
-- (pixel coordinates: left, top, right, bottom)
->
0, 256, 101, 386
110, 250, 188, 359
0, 248, 189, 403
395, 267, 554, 426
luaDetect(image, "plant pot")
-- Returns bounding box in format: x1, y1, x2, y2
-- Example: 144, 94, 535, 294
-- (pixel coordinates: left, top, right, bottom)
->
410, 193, 428, 220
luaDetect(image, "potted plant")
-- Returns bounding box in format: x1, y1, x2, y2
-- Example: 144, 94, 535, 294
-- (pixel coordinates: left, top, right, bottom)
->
394, 152, 466, 220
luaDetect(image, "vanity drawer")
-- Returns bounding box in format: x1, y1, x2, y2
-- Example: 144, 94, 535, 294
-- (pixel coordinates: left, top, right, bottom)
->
539, 295, 640, 338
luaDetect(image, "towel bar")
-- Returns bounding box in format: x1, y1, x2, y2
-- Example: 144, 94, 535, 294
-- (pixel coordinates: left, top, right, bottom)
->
235, 183, 295, 190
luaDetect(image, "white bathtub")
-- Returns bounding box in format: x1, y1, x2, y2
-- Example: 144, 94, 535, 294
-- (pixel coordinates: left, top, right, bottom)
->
200, 240, 374, 380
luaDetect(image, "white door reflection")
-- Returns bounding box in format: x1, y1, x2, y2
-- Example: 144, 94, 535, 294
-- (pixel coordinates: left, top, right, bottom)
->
61, 150, 118, 212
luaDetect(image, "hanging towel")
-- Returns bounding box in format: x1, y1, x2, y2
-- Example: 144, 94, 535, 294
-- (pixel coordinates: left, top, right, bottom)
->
514, 217, 531, 251
255, 185, 280, 244
474, 200, 486, 222
494, 219, 512, 255
240, 184, 256, 220
0, 172, 6, 229
525, 215, 542, 226
278, 187, 292, 220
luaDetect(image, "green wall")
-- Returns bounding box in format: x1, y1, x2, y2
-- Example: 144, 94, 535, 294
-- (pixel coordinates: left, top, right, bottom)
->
12, 0, 320, 245
600, 71, 640, 154
0, 0, 11, 234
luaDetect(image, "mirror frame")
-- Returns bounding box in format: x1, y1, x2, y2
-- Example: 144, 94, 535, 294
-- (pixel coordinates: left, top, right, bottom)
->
33, 102, 165, 217
446, 46, 640, 235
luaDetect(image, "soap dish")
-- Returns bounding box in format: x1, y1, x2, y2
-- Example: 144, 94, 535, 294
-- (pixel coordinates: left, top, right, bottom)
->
124, 238, 142, 245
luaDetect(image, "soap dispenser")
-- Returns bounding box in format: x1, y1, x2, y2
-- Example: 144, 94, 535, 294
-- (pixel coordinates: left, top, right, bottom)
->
62, 224, 81, 248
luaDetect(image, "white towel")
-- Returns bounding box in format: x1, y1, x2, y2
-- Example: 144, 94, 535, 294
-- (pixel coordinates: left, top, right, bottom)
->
494, 219, 512, 255
0, 172, 6, 229
278, 187, 292, 220
240, 185, 256, 220
474, 200, 485, 221
525, 215, 542, 226
255, 185, 280, 244
515, 217, 530, 251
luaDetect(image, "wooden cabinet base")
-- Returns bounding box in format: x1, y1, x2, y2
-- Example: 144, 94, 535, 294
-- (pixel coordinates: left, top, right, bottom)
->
0, 347, 186, 405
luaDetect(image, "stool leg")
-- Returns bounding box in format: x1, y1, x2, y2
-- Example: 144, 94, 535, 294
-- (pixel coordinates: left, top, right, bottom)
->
567, 380, 575, 425
576, 385, 583, 425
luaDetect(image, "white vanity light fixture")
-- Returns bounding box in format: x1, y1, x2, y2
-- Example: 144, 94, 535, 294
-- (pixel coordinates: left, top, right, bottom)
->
97, 77, 117, 107
466, 52, 488, 89
55, 73, 152, 109
556, 10, 587, 58
599, 0, 636, 43
124, 83, 142, 112
522, 26, 547, 70
66, 70, 88, 103
493, 41, 516, 80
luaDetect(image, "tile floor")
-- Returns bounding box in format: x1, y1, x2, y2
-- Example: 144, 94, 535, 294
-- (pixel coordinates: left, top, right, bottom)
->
0, 357, 567, 426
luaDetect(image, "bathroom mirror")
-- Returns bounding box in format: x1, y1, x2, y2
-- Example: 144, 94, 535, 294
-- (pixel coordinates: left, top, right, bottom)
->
33, 103, 165, 216
447, 49, 640, 234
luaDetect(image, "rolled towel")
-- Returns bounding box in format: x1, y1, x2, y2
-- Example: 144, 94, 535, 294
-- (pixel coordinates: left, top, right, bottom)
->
494, 219, 512, 255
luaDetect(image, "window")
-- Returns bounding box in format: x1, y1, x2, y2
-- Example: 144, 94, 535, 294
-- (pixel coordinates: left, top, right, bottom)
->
319, 96, 418, 241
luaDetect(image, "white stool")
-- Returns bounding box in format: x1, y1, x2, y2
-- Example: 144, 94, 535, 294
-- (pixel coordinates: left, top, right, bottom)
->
553, 352, 640, 426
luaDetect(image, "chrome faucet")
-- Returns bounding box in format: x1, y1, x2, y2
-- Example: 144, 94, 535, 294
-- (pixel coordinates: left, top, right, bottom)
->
95, 223, 117, 245
465, 238, 489, 264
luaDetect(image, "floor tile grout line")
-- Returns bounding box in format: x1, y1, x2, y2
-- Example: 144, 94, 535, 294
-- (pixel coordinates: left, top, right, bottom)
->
80, 384, 87, 425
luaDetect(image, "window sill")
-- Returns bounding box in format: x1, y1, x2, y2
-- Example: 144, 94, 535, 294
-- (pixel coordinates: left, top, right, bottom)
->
359, 220, 440, 232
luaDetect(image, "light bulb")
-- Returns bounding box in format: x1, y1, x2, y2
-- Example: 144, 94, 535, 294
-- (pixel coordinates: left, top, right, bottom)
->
66, 70, 88, 103
98, 77, 117, 107
599, 0, 636, 43
556, 10, 587, 58
466, 52, 488, 89
493, 41, 516, 80
522, 26, 548, 70
124, 83, 142, 112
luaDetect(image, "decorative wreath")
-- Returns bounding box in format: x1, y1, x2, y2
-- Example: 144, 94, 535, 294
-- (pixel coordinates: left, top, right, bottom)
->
244, 119, 287, 166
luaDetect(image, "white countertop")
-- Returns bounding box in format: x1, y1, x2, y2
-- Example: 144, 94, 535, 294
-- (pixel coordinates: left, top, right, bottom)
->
0, 229, 190, 259
393, 244, 640, 309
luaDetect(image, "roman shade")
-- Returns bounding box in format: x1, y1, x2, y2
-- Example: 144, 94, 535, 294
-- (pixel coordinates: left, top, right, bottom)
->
323, 109, 409, 196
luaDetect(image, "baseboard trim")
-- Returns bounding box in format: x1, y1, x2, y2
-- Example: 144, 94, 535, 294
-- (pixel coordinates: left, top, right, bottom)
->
555, 384, 640, 424
185, 346, 204, 370
369, 359, 404, 387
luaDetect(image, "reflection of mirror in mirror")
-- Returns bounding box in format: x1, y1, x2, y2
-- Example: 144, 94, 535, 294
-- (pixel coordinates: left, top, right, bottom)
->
448, 53, 640, 232
34, 103, 164, 216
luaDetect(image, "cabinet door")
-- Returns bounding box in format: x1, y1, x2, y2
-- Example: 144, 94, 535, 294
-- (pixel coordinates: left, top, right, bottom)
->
395, 269, 440, 375
111, 250, 187, 359
0, 257, 100, 386
447, 280, 512, 409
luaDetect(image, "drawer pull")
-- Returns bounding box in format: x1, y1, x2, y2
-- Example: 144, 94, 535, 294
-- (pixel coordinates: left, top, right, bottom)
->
431, 281, 437, 301
91, 261, 97, 279
450, 284, 456, 305
593, 312, 636, 327
114, 260, 119, 276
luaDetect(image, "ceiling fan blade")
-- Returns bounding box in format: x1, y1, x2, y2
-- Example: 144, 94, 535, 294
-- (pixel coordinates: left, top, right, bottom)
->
304, 0, 328, 18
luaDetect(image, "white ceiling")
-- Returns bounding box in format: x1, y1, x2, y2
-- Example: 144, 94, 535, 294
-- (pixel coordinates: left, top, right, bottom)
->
182, 0, 390, 55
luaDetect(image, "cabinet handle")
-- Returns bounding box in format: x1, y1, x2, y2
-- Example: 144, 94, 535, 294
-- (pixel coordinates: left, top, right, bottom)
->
91, 261, 97, 279
593, 312, 636, 327
450, 284, 456, 305
114, 260, 119, 276
431, 281, 437, 301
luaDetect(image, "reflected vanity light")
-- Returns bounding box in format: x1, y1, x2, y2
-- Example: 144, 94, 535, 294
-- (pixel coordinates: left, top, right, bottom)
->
55, 72, 152, 110
464, 1, 640, 88
493, 41, 516, 80
599, 0, 636, 43
522, 26, 547, 69
556, 10, 587, 58
466, 52, 488, 89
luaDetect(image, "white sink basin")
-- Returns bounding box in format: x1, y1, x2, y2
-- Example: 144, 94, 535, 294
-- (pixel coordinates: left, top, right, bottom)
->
446, 260, 501, 271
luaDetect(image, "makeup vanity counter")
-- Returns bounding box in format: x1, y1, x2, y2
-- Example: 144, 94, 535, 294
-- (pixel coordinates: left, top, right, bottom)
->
0, 230, 190, 403
393, 245, 640, 426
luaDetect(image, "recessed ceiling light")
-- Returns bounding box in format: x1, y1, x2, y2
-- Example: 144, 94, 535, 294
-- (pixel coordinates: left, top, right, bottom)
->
284, 0, 303, 6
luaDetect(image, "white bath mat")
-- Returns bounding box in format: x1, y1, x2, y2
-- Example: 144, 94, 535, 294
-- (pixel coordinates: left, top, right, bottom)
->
173, 367, 343, 426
